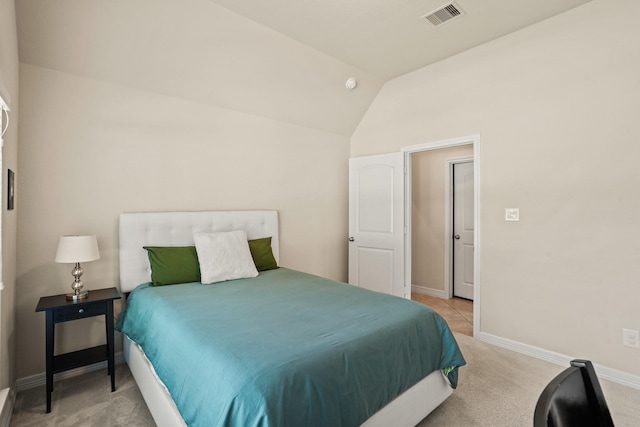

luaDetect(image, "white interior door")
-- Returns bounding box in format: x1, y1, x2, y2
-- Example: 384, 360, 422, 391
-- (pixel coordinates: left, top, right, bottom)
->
453, 161, 474, 299
348, 153, 405, 297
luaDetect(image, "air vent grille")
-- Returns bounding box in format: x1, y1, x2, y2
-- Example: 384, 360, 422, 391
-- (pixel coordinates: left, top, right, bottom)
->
422, 2, 465, 27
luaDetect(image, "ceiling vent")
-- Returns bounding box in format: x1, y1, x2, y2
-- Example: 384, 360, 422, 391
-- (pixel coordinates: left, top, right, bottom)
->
422, 2, 465, 27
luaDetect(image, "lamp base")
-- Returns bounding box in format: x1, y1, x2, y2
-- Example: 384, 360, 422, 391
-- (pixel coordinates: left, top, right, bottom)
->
66, 290, 89, 301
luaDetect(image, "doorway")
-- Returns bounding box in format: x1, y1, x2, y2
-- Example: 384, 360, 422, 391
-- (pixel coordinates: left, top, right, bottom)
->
403, 135, 480, 336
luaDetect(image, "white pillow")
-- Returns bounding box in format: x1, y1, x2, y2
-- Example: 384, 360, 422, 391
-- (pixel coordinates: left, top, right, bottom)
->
193, 230, 258, 284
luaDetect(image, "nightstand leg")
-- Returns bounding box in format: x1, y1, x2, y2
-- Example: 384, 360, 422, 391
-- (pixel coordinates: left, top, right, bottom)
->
45, 311, 54, 413
106, 303, 116, 392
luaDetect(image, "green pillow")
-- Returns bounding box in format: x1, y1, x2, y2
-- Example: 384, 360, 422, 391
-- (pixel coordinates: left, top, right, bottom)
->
248, 237, 278, 271
143, 246, 201, 286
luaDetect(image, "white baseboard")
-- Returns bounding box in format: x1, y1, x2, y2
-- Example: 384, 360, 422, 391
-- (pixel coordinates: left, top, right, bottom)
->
16, 352, 125, 392
411, 285, 448, 299
0, 387, 15, 427
476, 331, 640, 390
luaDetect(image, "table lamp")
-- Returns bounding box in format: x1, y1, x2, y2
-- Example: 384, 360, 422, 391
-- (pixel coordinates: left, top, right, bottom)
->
55, 235, 100, 300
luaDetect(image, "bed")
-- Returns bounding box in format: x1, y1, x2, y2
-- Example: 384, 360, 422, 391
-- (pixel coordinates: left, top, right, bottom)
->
116, 210, 465, 427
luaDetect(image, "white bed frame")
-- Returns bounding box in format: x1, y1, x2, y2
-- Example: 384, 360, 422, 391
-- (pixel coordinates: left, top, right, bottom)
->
119, 210, 452, 427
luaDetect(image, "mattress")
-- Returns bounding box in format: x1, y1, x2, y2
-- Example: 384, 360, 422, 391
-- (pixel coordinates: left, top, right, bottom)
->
116, 268, 466, 427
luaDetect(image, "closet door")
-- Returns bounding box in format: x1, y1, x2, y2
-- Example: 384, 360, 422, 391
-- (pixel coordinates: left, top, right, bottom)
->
452, 161, 474, 300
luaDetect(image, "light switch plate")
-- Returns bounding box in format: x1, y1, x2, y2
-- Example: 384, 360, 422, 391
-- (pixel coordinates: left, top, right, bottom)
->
505, 208, 520, 221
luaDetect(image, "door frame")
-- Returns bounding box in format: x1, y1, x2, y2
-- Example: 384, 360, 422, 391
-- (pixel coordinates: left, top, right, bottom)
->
402, 134, 481, 337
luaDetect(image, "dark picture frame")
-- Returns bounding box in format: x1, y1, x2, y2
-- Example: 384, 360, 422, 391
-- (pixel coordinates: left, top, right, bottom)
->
7, 169, 14, 210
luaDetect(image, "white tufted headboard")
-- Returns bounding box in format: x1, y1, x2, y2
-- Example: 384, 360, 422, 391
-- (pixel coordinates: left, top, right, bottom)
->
119, 210, 279, 292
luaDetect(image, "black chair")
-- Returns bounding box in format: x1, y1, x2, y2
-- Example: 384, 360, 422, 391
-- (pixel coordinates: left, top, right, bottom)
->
534, 359, 614, 427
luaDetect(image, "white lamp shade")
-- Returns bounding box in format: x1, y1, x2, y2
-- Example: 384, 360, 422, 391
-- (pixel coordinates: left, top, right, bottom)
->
55, 235, 100, 263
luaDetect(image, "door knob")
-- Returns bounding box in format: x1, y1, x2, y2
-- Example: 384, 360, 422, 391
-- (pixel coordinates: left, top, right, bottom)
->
348, 237, 355, 242
454, 235, 460, 240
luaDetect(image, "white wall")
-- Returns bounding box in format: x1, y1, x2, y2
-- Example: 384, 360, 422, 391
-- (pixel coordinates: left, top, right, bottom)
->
352, 0, 640, 377
16, 65, 350, 379
0, 0, 19, 391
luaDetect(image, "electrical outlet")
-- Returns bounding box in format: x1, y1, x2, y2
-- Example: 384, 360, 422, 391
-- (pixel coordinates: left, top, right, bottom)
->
622, 329, 640, 349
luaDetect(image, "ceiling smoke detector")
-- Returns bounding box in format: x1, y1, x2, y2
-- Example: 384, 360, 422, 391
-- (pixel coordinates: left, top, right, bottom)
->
422, 2, 465, 27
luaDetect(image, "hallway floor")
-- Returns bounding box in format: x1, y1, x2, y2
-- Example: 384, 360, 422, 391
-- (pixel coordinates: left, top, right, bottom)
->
412, 293, 473, 336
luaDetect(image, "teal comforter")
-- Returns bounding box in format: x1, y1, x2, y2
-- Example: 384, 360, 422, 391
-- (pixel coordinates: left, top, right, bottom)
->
116, 268, 465, 427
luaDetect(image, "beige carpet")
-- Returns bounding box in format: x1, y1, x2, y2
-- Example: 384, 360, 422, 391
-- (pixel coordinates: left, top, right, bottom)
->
11, 334, 640, 426
10, 363, 154, 426
418, 333, 640, 427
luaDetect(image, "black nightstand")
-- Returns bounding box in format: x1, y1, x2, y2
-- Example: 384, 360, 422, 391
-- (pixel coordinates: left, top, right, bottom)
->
35, 287, 121, 413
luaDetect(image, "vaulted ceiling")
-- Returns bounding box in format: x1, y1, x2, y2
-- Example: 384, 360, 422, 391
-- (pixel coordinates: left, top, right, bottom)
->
208, 0, 593, 80
16, 0, 592, 136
